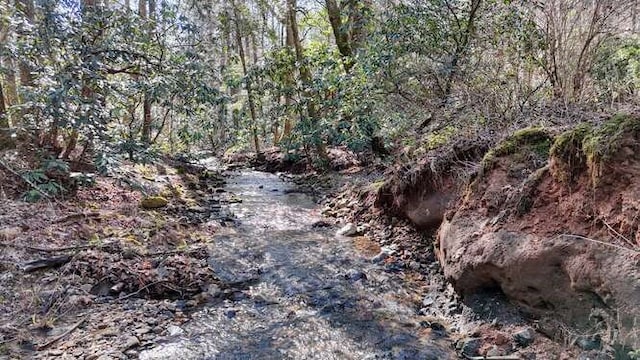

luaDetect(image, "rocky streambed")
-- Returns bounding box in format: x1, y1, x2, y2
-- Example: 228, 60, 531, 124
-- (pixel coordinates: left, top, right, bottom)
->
0, 156, 591, 360
140, 170, 455, 359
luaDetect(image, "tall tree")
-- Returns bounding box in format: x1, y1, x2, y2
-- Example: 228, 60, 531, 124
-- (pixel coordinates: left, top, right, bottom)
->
287, 0, 328, 161
325, 0, 353, 72
232, 1, 261, 154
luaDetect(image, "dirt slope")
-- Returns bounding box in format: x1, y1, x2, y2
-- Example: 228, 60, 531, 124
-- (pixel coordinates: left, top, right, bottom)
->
438, 118, 640, 353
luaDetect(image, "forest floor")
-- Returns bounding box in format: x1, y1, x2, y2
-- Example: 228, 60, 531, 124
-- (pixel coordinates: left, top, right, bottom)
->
0, 150, 580, 359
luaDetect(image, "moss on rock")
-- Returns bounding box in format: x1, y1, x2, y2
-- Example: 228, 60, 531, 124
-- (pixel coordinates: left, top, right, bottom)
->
549, 123, 592, 183
140, 196, 169, 209
481, 127, 553, 174
550, 113, 640, 185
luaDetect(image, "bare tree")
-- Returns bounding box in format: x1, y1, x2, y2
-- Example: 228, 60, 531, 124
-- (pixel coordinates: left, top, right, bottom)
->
532, 0, 638, 102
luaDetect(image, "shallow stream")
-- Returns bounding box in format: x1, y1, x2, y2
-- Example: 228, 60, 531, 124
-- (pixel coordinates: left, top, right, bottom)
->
140, 170, 455, 360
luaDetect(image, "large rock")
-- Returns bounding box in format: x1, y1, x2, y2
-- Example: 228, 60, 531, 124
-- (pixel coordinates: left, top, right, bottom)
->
438, 122, 640, 349
140, 196, 169, 209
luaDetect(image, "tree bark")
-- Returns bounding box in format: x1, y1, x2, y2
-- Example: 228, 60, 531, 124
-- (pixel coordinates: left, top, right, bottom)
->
16, 0, 35, 87
233, 2, 261, 154
288, 0, 328, 162
325, 0, 353, 72
0, 80, 12, 149
139, 0, 153, 145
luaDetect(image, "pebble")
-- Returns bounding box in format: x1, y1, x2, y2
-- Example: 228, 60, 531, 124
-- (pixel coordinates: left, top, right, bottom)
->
135, 327, 152, 335
337, 223, 358, 237
459, 338, 482, 356
513, 327, 536, 347
167, 325, 184, 336
48, 349, 64, 356
486, 345, 502, 357
371, 251, 388, 263
224, 310, 237, 319
346, 269, 367, 282
422, 295, 435, 307
122, 336, 140, 350
576, 335, 601, 351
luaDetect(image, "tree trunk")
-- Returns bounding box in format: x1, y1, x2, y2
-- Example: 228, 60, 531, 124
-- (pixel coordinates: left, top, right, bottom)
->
281, 15, 296, 141
16, 0, 35, 88
0, 80, 13, 149
325, 0, 353, 72
139, 0, 153, 145
346, 0, 371, 53
288, 0, 328, 162
233, 2, 261, 154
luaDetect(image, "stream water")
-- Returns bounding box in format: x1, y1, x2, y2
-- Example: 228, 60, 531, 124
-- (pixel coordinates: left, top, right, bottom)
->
140, 170, 455, 360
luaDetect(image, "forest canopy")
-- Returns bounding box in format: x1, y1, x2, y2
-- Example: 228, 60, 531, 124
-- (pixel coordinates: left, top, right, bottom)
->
1, 0, 639, 191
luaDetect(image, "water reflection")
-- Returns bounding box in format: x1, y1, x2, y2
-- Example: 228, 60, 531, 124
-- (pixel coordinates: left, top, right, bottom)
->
140, 171, 454, 360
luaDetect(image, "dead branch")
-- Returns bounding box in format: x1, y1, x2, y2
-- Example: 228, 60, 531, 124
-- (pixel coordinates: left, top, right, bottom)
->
36, 316, 88, 351
0, 158, 53, 200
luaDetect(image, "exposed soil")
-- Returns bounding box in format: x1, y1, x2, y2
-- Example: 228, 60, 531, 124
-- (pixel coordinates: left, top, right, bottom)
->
319, 170, 584, 359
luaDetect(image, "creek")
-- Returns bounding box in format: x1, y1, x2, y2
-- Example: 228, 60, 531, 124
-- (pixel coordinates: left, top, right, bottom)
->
140, 170, 455, 360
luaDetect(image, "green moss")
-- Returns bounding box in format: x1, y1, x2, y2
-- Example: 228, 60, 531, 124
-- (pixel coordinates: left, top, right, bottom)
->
549, 123, 592, 183
425, 126, 458, 150
140, 196, 169, 209
481, 127, 553, 172
582, 113, 640, 168
370, 180, 386, 192
550, 114, 640, 184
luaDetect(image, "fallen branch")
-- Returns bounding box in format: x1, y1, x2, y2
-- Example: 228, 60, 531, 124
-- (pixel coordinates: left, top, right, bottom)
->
117, 280, 169, 301
22, 255, 72, 272
0, 240, 117, 253
602, 220, 637, 249
464, 355, 520, 360
0, 158, 53, 200
37, 316, 88, 351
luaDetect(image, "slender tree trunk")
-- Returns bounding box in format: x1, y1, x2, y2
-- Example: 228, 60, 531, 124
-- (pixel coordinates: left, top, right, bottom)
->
325, 0, 353, 72
0, 80, 12, 149
139, 0, 153, 145
288, 0, 328, 162
347, 0, 371, 53
16, 0, 35, 88
441, 0, 482, 105
233, 2, 261, 154
281, 15, 296, 141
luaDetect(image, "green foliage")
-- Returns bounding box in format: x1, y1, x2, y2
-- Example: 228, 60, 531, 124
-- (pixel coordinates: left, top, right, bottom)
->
593, 37, 640, 103
482, 127, 553, 172
21, 158, 69, 202
425, 126, 458, 150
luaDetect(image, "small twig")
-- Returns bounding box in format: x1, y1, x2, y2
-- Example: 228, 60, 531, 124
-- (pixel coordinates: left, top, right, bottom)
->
464, 355, 521, 360
602, 220, 637, 249
144, 246, 206, 257
117, 280, 169, 301
558, 234, 639, 253
0, 240, 117, 253
37, 316, 88, 351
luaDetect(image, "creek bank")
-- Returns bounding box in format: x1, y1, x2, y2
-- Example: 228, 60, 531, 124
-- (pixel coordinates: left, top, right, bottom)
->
354, 115, 640, 358
0, 157, 242, 358
319, 169, 581, 359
